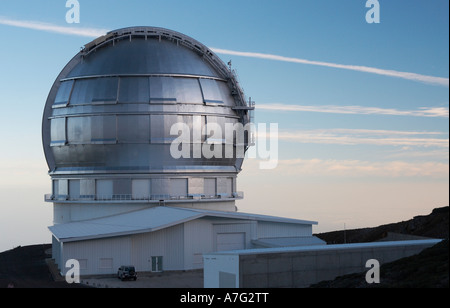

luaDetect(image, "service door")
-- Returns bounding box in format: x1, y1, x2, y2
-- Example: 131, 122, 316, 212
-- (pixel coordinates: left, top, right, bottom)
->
216, 233, 245, 252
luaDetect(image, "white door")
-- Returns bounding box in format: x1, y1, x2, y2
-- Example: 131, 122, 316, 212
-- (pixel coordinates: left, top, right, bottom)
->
216, 233, 245, 252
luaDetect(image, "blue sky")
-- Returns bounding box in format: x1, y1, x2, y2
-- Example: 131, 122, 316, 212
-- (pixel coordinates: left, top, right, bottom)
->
0, 0, 448, 251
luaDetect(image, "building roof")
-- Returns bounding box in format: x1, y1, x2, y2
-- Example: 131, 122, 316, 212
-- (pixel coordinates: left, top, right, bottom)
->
204, 239, 443, 256
251, 236, 326, 248
48, 206, 317, 242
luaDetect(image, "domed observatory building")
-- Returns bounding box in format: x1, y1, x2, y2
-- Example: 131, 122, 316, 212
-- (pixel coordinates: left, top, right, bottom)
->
44, 27, 322, 275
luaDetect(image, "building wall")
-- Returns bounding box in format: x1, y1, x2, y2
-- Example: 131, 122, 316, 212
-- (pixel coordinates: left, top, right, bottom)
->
257, 221, 312, 239
56, 217, 317, 275
131, 224, 184, 271
62, 236, 131, 276
203, 239, 442, 288
53, 203, 153, 224
183, 218, 256, 270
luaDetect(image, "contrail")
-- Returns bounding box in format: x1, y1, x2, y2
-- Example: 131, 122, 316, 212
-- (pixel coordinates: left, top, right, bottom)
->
211, 48, 449, 87
1, 16, 448, 87
0, 16, 108, 38
257, 104, 449, 118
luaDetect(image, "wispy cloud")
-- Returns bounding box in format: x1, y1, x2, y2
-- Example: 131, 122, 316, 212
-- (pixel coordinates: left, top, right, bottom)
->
1, 16, 448, 87
245, 157, 449, 179
211, 48, 449, 87
269, 128, 449, 148
258, 103, 449, 118
0, 16, 108, 38
276, 158, 449, 178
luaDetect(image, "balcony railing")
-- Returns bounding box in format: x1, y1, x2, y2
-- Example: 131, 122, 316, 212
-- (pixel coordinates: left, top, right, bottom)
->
44, 192, 243, 203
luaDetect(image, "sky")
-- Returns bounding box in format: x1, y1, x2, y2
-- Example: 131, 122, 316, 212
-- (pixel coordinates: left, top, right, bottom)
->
0, 0, 448, 252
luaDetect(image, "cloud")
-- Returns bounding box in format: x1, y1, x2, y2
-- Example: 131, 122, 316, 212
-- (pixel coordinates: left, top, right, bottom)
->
1, 16, 448, 87
245, 157, 449, 179
211, 48, 449, 87
257, 104, 449, 118
0, 16, 108, 38
274, 128, 449, 148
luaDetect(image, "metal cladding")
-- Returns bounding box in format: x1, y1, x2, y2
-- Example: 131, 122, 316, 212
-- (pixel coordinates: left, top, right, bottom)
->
42, 27, 252, 203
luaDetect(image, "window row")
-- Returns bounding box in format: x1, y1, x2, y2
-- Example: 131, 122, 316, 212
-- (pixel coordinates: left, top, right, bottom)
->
54, 76, 234, 106
52, 177, 234, 201
50, 114, 240, 145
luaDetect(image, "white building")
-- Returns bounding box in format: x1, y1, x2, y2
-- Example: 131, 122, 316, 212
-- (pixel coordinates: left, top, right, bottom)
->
49, 206, 323, 275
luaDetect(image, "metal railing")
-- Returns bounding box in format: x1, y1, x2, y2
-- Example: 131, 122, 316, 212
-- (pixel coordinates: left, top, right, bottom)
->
44, 192, 244, 202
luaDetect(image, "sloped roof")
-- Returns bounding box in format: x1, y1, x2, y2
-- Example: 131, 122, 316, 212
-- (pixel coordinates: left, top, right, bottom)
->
49, 206, 317, 242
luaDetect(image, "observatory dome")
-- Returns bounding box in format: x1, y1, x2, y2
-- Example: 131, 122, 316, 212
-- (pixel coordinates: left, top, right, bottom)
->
42, 27, 252, 207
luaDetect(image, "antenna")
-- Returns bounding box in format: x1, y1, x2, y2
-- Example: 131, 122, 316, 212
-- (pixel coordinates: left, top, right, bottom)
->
344, 223, 347, 244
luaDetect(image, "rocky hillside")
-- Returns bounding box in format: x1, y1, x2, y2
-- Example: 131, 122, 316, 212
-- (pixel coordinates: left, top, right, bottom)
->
310, 239, 448, 288
312, 206, 449, 288
315, 206, 449, 244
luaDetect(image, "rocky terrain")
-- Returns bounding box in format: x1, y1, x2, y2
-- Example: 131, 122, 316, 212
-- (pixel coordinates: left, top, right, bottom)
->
315, 206, 449, 244
312, 206, 449, 288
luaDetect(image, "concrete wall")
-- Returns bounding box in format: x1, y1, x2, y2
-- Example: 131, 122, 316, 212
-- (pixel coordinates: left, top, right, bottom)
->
203, 239, 442, 288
